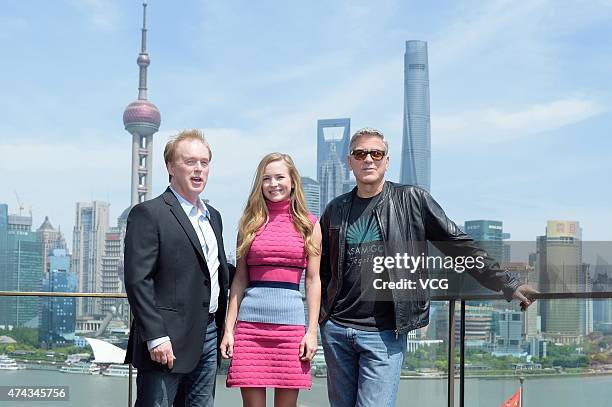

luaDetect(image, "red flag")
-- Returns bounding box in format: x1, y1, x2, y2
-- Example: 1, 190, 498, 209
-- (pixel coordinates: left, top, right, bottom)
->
500, 389, 521, 407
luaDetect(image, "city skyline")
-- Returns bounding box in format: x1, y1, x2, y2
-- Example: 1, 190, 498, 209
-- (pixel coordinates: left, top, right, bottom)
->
1, 1, 611, 250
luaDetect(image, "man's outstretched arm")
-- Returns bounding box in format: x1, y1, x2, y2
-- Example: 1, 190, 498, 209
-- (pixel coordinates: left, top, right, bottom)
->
421, 190, 537, 307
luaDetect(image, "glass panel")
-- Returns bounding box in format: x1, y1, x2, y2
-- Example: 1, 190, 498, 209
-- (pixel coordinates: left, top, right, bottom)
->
430, 241, 612, 300
397, 300, 449, 406
462, 298, 612, 406
0, 297, 131, 407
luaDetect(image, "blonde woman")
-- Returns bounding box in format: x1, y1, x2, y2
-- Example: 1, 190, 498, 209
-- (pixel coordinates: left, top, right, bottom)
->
220, 153, 321, 407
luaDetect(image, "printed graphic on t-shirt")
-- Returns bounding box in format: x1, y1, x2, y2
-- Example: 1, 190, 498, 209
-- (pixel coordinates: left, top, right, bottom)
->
345, 214, 384, 273
331, 200, 395, 331
346, 216, 382, 245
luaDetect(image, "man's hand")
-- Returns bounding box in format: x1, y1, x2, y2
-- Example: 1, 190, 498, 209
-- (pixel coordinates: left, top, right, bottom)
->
512, 284, 539, 311
149, 340, 176, 369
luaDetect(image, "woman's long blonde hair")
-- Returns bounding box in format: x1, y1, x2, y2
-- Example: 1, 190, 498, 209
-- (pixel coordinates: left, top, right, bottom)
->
237, 153, 320, 259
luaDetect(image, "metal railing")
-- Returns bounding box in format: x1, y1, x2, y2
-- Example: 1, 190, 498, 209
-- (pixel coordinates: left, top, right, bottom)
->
441, 292, 612, 407
0, 291, 132, 406
2, 290, 612, 406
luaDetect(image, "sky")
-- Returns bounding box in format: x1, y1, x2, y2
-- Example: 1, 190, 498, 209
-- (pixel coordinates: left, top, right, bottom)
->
1, 0, 611, 255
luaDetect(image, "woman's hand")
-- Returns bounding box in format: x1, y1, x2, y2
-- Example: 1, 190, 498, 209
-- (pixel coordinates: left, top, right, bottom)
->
220, 331, 234, 359
299, 330, 318, 361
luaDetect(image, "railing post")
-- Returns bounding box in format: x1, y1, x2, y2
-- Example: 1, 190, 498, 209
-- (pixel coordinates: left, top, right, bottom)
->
460, 300, 466, 407
448, 300, 456, 407
128, 311, 133, 407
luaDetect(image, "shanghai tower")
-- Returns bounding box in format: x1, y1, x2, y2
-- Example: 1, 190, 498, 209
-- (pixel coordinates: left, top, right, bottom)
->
400, 40, 430, 191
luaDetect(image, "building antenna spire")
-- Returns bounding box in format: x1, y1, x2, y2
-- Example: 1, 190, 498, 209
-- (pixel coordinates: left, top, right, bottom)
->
137, 1, 150, 100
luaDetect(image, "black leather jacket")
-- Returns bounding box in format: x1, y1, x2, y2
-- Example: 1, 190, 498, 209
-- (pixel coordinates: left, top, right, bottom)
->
319, 181, 521, 335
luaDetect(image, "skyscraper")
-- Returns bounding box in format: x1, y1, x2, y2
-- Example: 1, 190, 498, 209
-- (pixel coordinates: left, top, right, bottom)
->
463, 220, 504, 262
400, 40, 431, 191
72, 201, 109, 316
40, 249, 76, 348
592, 256, 612, 332
317, 118, 350, 213
462, 220, 507, 312
101, 228, 123, 316
0, 206, 43, 328
495, 309, 524, 355
301, 176, 320, 218
36, 216, 67, 276
0, 204, 8, 285
538, 220, 586, 344
123, 0, 161, 208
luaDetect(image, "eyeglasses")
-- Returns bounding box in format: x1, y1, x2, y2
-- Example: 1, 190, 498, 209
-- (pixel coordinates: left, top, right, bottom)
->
350, 149, 386, 161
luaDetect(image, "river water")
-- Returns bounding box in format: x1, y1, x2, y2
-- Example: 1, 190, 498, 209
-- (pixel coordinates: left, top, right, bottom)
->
0, 370, 610, 406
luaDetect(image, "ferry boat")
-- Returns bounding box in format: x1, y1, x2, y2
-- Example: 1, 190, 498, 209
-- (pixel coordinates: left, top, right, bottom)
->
0, 355, 20, 371
102, 364, 136, 377
60, 361, 100, 375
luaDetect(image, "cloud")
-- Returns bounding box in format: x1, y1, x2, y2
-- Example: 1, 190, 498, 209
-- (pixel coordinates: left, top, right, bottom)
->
68, 0, 121, 31
433, 97, 605, 146
430, 0, 550, 68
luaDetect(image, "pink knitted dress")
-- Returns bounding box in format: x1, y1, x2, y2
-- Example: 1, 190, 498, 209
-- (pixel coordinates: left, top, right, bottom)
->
226, 199, 316, 389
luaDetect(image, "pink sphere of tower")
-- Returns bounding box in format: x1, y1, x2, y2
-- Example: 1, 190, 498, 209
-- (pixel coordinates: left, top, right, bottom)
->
123, 100, 161, 137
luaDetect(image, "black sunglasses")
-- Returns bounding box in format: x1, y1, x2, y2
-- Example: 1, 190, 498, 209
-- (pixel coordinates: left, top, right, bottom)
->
350, 149, 386, 161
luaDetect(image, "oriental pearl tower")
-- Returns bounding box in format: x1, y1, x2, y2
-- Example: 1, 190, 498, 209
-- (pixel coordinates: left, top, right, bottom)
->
123, 0, 161, 207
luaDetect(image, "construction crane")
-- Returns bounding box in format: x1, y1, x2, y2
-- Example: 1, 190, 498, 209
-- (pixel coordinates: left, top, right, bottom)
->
14, 190, 24, 216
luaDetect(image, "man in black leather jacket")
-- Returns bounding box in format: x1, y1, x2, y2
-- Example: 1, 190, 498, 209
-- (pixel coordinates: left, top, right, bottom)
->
319, 127, 537, 407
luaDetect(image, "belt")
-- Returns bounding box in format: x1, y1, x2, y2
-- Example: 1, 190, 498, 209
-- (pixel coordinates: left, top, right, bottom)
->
248, 281, 300, 290
208, 313, 216, 323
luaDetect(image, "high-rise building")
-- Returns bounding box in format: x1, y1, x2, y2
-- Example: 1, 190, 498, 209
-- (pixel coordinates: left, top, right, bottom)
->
494, 309, 524, 355
460, 304, 494, 347
436, 303, 494, 348
400, 40, 431, 191
0, 204, 8, 286
36, 216, 67, 276
40, 249, 76, 348
101, 228, 123, 315
502, 232, 512, 264
72, 201, 109, 317
538, 220, 586, 344
505, 262, 539, 338
301, 177, 320, 217
317, 118, 350, 213
123, 0, 161, 208
462, 220, 506, 313
0, 206, 43, 328
463, 220, 504, 262
592, 256, 612, 332
8, 213, 32, 232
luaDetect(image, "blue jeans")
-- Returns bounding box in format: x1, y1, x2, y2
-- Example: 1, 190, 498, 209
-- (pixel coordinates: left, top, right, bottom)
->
321, 319, 406, 407
135, 318, 218, 407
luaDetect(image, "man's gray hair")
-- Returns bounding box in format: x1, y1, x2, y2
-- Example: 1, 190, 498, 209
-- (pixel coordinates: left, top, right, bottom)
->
349, 127, 389, 153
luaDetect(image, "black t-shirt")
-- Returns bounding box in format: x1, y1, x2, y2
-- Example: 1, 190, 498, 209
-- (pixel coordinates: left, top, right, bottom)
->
330, 192, 396, 331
